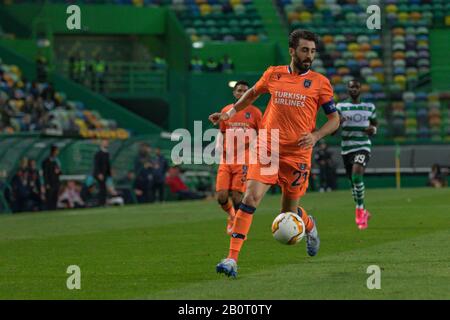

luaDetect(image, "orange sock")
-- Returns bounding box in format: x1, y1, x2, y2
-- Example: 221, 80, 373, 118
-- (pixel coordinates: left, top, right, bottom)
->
227, 204, 256, 262
297, 207, 315, 232
220, 199, 235, 218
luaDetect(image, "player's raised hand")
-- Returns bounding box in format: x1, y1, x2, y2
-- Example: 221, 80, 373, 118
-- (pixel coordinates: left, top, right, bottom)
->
208, 112, 229, 125
298, 132, 319, 149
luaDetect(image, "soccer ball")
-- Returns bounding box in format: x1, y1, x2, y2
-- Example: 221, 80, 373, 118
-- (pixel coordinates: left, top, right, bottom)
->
271, 212, 305, 245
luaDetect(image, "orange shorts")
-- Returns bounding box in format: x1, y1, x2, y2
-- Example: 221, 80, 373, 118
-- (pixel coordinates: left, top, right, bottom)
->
215, 163, 248, 193
247, 157, 310, 199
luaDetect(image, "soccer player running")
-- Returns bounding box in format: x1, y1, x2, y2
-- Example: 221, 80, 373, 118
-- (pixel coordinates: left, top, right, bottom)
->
336, 80, 377, 230
209, 30, 340, 278
215, 81, 262, 235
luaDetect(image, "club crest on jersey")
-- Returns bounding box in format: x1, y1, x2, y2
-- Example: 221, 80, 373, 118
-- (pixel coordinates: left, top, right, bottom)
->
304, 79, 312, 88
245, 112, 251, 119
299, 163, 307, 170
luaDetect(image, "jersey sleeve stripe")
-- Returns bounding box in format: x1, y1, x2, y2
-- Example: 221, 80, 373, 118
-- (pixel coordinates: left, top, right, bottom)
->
342, 136, 370, 141
342, 126, 368, 132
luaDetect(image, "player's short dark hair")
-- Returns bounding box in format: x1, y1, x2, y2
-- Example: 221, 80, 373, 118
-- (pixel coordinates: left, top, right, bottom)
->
289, 29, 319, 49
233, 80, 250, 90
50, 145, 59, 154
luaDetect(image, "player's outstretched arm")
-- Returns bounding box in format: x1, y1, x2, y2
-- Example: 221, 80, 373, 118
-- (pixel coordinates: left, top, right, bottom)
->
298, 112, 340, 148
208, 87, 260, 125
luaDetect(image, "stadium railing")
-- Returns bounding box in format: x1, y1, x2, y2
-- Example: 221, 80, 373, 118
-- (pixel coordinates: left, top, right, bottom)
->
56, 61, 168, 96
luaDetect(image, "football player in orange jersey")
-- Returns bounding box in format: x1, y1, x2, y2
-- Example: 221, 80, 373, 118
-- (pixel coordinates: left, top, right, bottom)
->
215, 81, 262, 235
209, 30, 340, 278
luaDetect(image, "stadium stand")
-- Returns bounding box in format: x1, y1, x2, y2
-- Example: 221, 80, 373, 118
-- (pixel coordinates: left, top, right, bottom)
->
276, 0, 450, 142
384, 0, 450, 141
173, 0, 267, 42
0, 0, 449, 213
0, 58, 125, 136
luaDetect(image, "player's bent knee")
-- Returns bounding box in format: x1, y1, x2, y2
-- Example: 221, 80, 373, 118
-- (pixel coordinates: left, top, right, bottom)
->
242, 193, 261, 208
216, 191, 229, 205
231, 191, 243, 205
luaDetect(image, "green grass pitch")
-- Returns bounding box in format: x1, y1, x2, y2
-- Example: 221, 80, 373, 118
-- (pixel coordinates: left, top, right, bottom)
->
0, 188, 449, 299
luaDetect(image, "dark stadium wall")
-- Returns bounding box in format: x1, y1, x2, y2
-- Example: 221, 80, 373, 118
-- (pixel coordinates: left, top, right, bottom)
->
165, 10, 191, 131
138, 35, 166, 59
0, 4, 32, 37
0, 39, 38, 62
252, 0, 290, 63
430, 29, 450, 91
112, 98, 170, 130
2, 4, 166, 35
0, 42, 36, 79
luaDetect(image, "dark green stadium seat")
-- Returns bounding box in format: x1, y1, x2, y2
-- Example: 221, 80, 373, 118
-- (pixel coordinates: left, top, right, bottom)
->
228, 19, 239, 28
196, 27, 207, 36
205, 19, 216, 27
252, 20, 263, 28
193, 19, 204, 28
219, 27, 231, 36
240, 19, 251, 28
243, 27, 256, 36
230, 26, 241, 37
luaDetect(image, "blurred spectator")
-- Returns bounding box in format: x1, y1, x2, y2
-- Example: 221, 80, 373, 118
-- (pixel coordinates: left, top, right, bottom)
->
27, 159, 43, 211
134, 161, 155, 203
10, 158, 31, 212
134, 142, 153, 174
116, 170, 136, 204
118, 170, 135, 186
36, 55, 48, 82
93, 139, 111, 206
314, 141, 337, 192
219, 54, 234, 73
81, 176, 98, 208
58, 180, 85, 209
428, 164, 447, 188
106, 177, 124, 206
152, 147, 168, 202
68, 55, 76, 81
166, 167, 206, 200
93, 56, 107, 93
74, 54, 87, 84
205, 57, 219, 72
0, 92, 14, 132
189, 56, 204, 73
42, 145, 62, 210
41, 82, 55, 102
152, 56, 167, 71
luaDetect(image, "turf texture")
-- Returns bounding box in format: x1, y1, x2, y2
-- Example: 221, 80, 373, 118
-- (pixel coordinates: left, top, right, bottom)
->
0, 188, 448, 299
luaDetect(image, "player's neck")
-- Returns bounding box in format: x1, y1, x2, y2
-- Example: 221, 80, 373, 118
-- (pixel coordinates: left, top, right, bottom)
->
351, 97, 361, 104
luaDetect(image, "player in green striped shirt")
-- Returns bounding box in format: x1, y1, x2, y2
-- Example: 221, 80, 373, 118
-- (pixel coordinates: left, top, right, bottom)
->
336, 80, 378, 230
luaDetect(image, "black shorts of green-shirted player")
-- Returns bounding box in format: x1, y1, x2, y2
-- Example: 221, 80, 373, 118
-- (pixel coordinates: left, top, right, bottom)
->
336, 80, 377, 229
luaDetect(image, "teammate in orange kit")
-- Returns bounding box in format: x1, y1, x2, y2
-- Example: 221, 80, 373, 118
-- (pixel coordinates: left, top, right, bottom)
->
209, 29, 340, 278
215, 81, 262, 235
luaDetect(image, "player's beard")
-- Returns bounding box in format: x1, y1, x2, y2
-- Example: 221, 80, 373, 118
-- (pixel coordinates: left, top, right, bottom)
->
293, 56, 313, 74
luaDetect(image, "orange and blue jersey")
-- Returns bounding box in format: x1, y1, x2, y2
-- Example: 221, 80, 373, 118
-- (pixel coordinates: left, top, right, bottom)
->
253, 65, 336, 162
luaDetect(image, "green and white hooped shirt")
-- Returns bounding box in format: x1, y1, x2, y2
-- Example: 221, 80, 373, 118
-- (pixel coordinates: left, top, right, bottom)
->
336, 100, 377, 155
